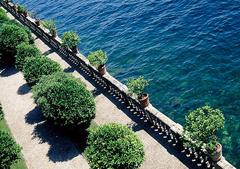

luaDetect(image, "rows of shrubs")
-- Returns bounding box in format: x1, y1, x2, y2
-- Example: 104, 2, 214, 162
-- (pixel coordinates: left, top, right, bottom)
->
1, 2, 226, 166
0, 104, 22, 169
0, 6, 145, 169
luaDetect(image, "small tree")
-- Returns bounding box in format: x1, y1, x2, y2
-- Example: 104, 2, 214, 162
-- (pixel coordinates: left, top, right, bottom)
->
42, 20, 57, 37
23, 56, 62, 86
85, 123, 145, 169
61, 31, 80, 51
15, 43, 41, 71
32, 72, 96, 128
182, 106, 224, 154
127, 76, 149, 97
17, 5, 27, 14
0, 131, 21, 169
0, 23, 30, 65
87, 50, 108, 68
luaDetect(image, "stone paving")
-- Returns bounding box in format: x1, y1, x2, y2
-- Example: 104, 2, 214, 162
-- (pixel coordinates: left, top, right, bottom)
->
0, 9, 198, 169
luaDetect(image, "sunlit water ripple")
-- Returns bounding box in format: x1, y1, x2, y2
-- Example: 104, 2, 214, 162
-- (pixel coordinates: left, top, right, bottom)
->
13, 0, 240, 167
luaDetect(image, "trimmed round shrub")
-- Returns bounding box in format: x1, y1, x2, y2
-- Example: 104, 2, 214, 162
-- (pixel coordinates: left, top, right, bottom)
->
23, 56, 61, 86
0, 104, 3, 121
15, 43, 41, 71
85, 123, 145, 169
32, 72, 96, 128
0, 131, 21, 169
0, 23, 30, 65
0, 9, 9, 22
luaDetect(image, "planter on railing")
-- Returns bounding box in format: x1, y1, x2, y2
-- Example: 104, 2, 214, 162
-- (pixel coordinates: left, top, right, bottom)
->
0, 2, 236, 169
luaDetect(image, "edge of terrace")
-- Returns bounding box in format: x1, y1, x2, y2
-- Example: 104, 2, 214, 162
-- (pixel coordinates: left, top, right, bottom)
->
0, 1, 236, 169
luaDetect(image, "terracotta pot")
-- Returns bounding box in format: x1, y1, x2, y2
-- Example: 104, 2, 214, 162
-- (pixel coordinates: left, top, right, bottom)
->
210, 143, 222, 162
35, 20, 40, 26
13, 5, 17, 12
138, 93, 149, 108
23, 11, 28, 17
98, 64, 106, 76
71, 46, 78, 54
52, 30, 57, 38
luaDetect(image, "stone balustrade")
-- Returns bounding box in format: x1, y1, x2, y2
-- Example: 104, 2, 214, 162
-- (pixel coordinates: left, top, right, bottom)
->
0, 2, 236, 169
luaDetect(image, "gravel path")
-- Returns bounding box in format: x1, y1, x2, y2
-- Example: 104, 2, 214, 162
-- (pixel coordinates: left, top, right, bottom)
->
0, 8, 198, 169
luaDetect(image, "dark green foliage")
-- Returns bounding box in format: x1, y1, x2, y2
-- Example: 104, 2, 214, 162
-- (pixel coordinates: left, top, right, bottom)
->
182, 106, 225, 154
17, 5, 27, 14
22, 56, 61, 86
85, 123, 145, 169
15, 43, 41, 71
2, 21, 34, 44
0, 23, 30, 65
0, 23, 29, 51
0, 131, 21, 169
0, 8, 9, 22
0, 104, 3, 121
61, 31, 80, 49
127, 76, 149, 96
32, 72, 96, 128
87, 50, 108, 68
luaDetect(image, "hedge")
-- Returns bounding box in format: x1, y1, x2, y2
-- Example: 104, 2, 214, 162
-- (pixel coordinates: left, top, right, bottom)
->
85, 123, 145, 169
22, 56, 62, 86
0, 131, 21, 169
0, 104, 3, 121
0, 23, 30, 65
0, 8, 9, 22
15, 43, 41, 71
32, 72, 96, 128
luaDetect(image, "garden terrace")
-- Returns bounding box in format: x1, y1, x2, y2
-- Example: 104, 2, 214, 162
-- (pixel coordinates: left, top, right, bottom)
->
0, 1, 236, 169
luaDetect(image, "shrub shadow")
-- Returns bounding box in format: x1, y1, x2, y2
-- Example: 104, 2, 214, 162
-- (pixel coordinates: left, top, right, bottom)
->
0, 66, 18, 77
64, 66, 75, 73
25, 106, 44, 125
26, 107, 87, 162
17, 83, 31, 95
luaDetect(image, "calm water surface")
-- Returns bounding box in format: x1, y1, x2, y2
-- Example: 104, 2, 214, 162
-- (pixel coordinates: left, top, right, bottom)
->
14, 0, 240, 167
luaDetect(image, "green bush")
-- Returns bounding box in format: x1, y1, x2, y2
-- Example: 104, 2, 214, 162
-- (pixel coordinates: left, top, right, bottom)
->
85, 123, 145, 169
0, 104, 3, 121
61, 31, 80, 49
0, 131, 21, 169
0, 23, 30, 65
15, 43, 41, 71
42, 20, 56, 36
182, 106, 224, 154
17, 5, 27, 14
32, 72, 96, 128
23, 56, 61, 86
87, 50, 108, 68
0, 9, 9, 22
127, 76, 149, 97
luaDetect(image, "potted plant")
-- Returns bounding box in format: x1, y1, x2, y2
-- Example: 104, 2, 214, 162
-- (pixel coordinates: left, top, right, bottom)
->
182, 106, 225, 162
61, 31, 80, 53
127, 76, 149, 108
17, 5, 28, 17
3, 0, 11, 4
42, 20, 57, 38
30, 12, 41, 26
12, 4, 17, 12
87, 50, 108, 75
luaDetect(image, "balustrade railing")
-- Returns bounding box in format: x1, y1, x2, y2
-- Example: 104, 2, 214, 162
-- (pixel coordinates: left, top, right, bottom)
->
0, 2, 236, 169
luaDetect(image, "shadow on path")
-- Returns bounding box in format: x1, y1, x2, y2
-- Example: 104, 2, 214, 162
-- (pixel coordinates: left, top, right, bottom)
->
0, 66, 18, 77
64, 66, 75, 73
17, 83, 31, 95
25, 107, 84, 162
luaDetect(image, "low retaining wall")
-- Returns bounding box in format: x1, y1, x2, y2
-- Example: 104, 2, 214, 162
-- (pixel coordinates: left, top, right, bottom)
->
0, 2, 236, 169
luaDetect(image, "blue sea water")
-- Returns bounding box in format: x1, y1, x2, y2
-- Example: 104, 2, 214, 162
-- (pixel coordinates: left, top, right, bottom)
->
13, 0, 240, 167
